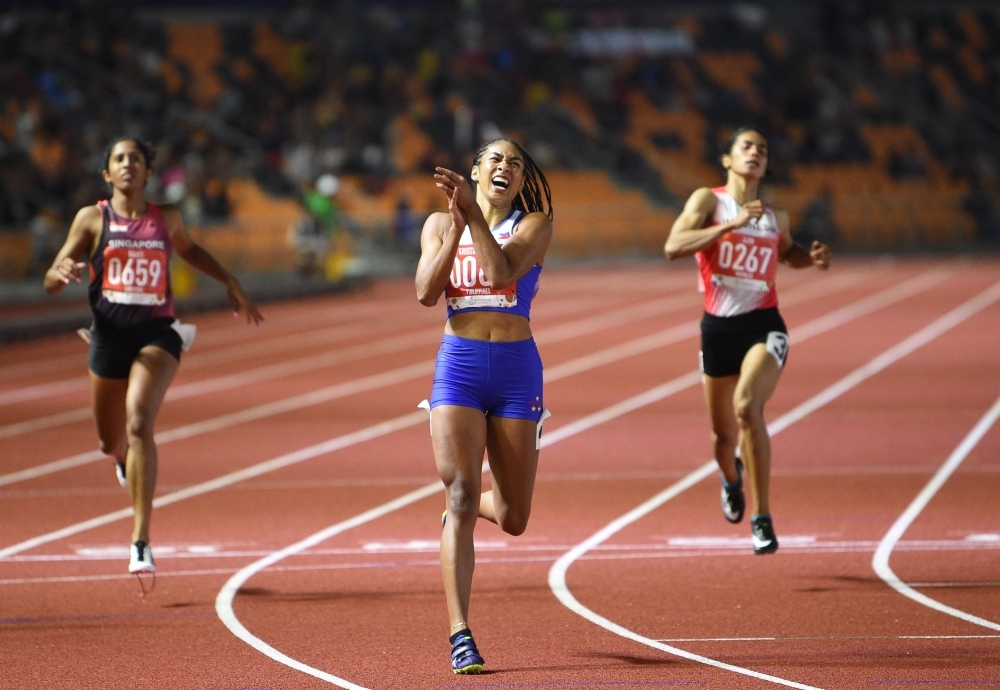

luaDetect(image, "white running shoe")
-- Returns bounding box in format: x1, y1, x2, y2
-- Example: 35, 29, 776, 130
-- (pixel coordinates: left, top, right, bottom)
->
115, 461, 127, 489
128, 541, 155, 573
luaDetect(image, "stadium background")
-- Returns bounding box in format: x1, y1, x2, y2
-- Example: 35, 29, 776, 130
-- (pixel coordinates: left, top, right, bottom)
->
1, 0, 999, 337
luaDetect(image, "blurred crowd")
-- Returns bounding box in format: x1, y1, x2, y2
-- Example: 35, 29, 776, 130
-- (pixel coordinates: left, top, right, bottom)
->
2, 0, 999, 275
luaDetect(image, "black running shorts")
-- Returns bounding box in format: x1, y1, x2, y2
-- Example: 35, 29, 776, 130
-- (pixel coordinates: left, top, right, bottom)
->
88, 316, 182, 379
699, 307, 789, 378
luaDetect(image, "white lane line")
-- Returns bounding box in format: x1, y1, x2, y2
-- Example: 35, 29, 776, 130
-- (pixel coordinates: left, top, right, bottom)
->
0, 411, 428, 561
0, 290, 590, 406
209, 270, 935, 688
7, 536, 999, 565
0, 408, 94, 440
216, 482, 444, 690
0, 379, 91, 405
0, 289, 692, 438
548, 280, 1000, 689
542, 268, 949, 445
0, 268, 954, 566
658, 635, 1000, 642
0, 287, 770, 551
0, 291, 404, 384
0, 269, 868, 485
872, 392, 1000, 632
0, 271, 697, 386
8, 556, 1000, 589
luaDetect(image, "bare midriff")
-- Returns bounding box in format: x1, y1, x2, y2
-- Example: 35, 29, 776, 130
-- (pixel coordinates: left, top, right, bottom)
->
445, 311, 532, 342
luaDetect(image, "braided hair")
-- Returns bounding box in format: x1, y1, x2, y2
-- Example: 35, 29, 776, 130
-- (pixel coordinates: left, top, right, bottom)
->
471, 137, 553, 221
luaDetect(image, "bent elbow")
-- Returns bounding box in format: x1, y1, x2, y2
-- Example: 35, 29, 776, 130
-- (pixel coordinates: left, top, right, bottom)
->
416, 288, 439, 307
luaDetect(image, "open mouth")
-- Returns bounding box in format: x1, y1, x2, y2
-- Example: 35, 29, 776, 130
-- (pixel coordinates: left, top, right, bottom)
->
491, 176, 509, 190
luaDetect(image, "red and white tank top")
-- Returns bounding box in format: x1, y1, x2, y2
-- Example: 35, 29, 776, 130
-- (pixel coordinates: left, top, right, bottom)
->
445, 209, 541, 320
88, 200, 174, 325
695, 187, 780, 317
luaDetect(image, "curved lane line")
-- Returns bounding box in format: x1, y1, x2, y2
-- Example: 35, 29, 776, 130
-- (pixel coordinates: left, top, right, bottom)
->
547, 280, 1000, 688
211, 271, 955, 688
216, 483, 443, 690
0, 270, 953, 559
872, 393, 1000, 632
548, 463, 820, 690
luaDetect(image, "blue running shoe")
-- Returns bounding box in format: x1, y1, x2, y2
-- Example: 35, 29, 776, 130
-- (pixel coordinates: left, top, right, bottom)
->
450, 630, 484, 674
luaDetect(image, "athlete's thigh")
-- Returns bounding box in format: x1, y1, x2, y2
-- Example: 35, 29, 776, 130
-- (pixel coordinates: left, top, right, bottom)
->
431, 405, 489, 484
736, 343, 783, 407
484, 415, 538, 509
703, 374, 740, 436
90, 371, 129, 448
125, 345, 179, 421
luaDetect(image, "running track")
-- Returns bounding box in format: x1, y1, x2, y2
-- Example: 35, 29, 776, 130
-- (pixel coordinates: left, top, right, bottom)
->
1, 258, 998, 689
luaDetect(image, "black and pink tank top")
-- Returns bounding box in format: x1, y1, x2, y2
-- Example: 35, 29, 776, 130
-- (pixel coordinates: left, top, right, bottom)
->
88, 200, 174, 325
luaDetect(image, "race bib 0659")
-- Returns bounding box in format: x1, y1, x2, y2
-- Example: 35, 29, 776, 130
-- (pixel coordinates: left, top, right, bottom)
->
102, 246, 168, 305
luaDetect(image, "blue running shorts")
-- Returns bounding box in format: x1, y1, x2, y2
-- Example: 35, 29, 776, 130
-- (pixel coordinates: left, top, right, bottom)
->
430, 334, 544, 421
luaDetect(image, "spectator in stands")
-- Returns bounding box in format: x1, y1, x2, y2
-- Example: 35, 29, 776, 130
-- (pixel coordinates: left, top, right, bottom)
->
289, 173, 339, 277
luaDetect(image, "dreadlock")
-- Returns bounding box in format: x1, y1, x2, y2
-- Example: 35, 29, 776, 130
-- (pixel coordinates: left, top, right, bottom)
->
471, 137, 553, 221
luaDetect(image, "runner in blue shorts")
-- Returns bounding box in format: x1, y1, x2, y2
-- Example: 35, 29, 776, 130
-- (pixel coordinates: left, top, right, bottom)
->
415, 137, 553, 674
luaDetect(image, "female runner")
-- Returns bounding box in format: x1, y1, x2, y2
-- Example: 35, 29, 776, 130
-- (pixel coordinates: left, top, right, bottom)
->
44, 138, 262, 575
664, 127, 830, 554
415, 137, 553, 674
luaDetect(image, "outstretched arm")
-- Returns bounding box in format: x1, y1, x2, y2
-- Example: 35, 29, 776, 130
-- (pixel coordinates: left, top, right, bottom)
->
775, 210, 831, 270
44, 205, 101, 294
163, 206, 263, 324
665, 187, 761, 260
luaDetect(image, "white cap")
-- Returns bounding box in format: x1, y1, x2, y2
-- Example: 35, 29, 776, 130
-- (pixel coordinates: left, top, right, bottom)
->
316, 173, 340, 197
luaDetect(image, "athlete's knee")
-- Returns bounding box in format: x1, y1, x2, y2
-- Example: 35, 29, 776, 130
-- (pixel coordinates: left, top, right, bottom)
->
125, 407, 156, 442
445, 480, 480, 521
733, 391, 764, 427
98, 436, 127, 459
711, 427, 738, 450
497, 508, 530, 536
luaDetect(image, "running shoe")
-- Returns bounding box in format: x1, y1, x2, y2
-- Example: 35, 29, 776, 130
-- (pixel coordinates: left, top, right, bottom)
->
115, 461, 127, 489
128, 541, 155, 573
720, 457, 745, 524
750, 515, 778, 555
450, 630, 484, 674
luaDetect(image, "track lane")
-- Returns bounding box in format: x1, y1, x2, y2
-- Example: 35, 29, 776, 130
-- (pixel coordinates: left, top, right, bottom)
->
3, 260, 997, 689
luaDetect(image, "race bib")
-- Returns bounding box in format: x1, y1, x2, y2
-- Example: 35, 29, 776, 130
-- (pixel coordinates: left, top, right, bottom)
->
710, 223, 778, 291
445, 247, 517, 310
102, 246, 168, 305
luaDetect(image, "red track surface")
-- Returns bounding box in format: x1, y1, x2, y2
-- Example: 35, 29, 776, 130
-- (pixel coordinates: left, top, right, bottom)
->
2, 258, 999, 689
